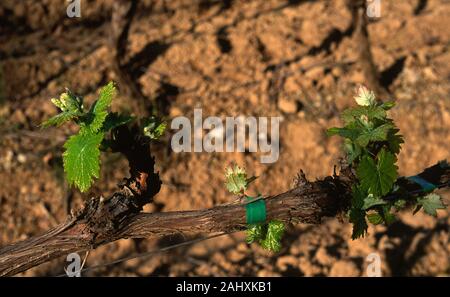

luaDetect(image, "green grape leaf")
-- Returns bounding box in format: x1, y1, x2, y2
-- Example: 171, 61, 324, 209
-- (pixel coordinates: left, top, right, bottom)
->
260, 220, 285, 252
246, 224, 265, 244
355, 123, 393, 147
351, 185, 366, 208
357, 149, 398, 196
326, 86, 406, 238
387, 129, 404, 155
362, 194, 387, 210
341, 106, 386, 124
417, 193, 446, 217
349, 208, 368, 239
102, 112, 134, 132
349, 185, 369, 239
327, 121, 363, 141
225, 164, 249, 195
367, 212, 384, 225
344, 140, 362, 164
63, 132, 104, 192
143, 116, 167, 140
82, 81, 116, 133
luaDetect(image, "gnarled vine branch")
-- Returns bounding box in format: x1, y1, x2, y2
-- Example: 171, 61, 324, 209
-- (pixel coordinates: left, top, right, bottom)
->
0, 151, 448, 276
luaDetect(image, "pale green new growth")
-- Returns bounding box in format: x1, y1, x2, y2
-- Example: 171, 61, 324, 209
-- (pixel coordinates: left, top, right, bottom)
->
143, 116, 167, 140
61, 82, 117, 191
42, 82, 127, 192
224, 164, 249, 195
354, 85, 376, 106
260, 220, 285, 253
63, 132, 103, 192
40, 81, 446, 249
246, 220, 285, 253
42, 91, 83, 128
81, 82, 116, 133
224, 165, 284, 252
246, 224, 265, 244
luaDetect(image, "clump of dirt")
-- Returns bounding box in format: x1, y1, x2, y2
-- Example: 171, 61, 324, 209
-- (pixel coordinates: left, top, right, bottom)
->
0, 0, 449, 276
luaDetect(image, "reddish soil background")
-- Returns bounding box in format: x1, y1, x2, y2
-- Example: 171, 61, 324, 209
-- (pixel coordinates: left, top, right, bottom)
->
0, 0, 449, 276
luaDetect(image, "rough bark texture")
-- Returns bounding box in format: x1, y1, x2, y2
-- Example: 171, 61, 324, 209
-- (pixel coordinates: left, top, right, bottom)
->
0, 171, 347, 276
0, 160, 448, 276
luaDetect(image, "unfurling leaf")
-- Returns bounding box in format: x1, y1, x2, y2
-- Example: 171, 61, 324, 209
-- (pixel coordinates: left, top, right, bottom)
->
51, 90, 83, 113
246, 221, 286, 252
143, 116, 167, 140
354, 85, 376, 106
41, 91, 83, 127
225, 164, 249, 195
260, 220, 285, 252
246, 224, 265, 244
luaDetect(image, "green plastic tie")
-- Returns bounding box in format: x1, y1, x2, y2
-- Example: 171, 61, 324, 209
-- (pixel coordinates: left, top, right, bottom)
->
245, 196, 266, 225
